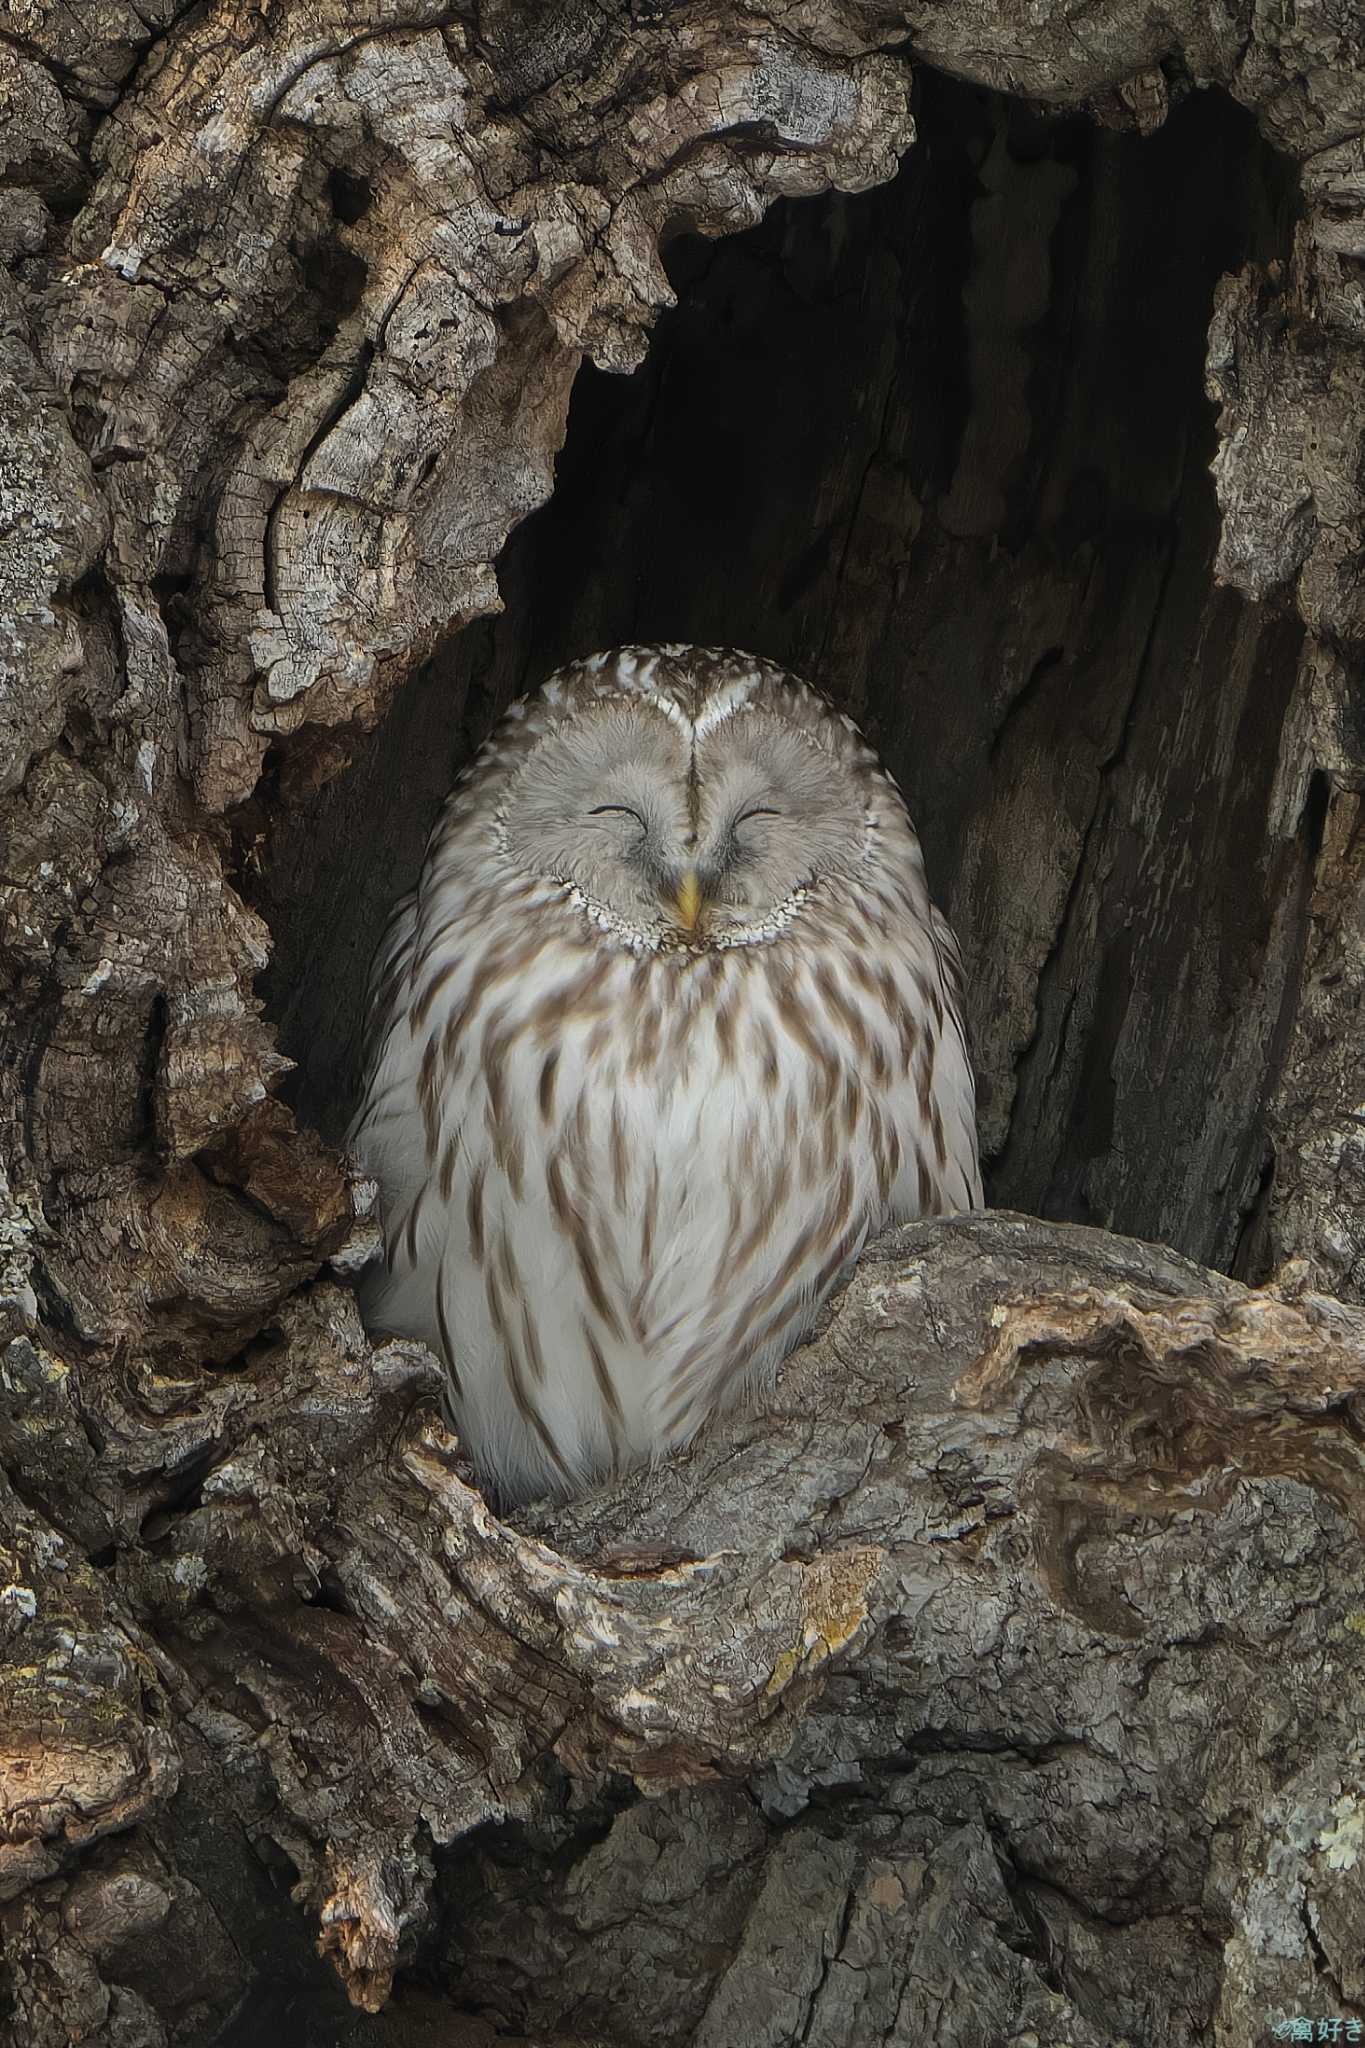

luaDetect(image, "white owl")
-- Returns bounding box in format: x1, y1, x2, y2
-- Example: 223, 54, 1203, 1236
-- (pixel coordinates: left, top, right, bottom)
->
351, 646, 981, 1503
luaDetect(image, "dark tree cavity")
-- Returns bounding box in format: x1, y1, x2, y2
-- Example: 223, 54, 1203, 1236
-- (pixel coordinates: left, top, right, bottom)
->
266, 77, 1306, 1278
3, 6, 1365, 2046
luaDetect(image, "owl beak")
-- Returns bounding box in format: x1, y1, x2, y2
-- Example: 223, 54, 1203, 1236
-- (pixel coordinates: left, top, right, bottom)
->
671, 869, 704, 932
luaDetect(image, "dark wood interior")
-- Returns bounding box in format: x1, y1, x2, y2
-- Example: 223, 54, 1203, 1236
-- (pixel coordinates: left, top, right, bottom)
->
258, 71, 1303, 1277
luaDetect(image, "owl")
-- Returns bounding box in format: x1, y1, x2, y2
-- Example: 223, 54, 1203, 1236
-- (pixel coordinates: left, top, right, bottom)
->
350, 645, 981, 1504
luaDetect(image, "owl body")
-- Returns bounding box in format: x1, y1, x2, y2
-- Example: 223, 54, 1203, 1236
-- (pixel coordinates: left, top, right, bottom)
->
352, 647, 980, 1503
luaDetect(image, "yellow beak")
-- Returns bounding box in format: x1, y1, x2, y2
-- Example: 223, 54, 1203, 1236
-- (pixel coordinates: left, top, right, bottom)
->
672, 869, 704, 932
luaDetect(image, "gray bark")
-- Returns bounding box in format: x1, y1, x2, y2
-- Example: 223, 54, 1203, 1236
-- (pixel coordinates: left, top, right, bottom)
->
2, 3, 1365, 2044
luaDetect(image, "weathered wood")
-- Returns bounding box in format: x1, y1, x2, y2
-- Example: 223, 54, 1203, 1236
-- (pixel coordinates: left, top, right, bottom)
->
3, 1, 1365, 2042
10, 1213, 1365, 2043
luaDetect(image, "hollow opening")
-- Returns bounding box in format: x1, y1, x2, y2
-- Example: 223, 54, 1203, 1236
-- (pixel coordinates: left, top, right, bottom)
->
258, 70, 1304, 1279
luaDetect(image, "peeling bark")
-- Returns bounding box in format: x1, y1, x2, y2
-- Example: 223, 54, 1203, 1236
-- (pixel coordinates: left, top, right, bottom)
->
3, 2, 1365, 2043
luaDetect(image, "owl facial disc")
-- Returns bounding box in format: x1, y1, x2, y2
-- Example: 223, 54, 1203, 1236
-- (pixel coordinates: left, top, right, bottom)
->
497, 669, 868, 953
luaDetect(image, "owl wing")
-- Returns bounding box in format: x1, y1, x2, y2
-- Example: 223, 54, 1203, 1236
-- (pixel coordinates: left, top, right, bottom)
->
359, 890, 418, 1073
929, 903, 971, 1056
346, 889, 427, 1315
882, 909, 983, 1222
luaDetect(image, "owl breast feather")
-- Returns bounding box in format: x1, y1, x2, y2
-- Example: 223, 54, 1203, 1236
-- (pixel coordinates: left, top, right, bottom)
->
353, 860, 977, 1506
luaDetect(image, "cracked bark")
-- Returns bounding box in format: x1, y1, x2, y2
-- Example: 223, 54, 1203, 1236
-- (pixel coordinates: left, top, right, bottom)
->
3, 4, 1365, 2045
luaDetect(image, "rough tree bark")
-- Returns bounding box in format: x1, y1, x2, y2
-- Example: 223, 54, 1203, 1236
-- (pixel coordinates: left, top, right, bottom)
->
2, 4, 1364, 2046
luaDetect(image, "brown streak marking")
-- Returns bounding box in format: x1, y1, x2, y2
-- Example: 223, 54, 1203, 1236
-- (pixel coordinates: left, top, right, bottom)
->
916, 1049, 935, 1126
941, 976, 968, 1046
538, 1048, 559, 1123
521, 1300, 546, 1387
650, 1306, 690, 1347
434, 1254, 462, 1398
499, 1127, 525, 1203
813, 965, 870, 1060
756, 1022, 780, 1093
419, 1035, 440, 1163
413, 956, 460, 1029
718, 1159, 782, 1291
631, 1268, 670, 1350
467, 1163, 487, 1264
573, 1231, 623, 1342
631, 1005, 662, 1078
831, 1158, 856, 1235
439, 1130, 459, 1203
402, 1183, 427, 1268
773, 976, 840, 1108
672, 1220, 863, 1433
489, 1264, 570, 1480
610, 1103, 629, 1210
662, 1389, 701, 1440
726, 1186, 744, 1251
546, 1151, 573, 1232
530, 962, 614, 1046
441, 1012, 467, 1078
931, 1102, 947, 1169
917, 1151, 935, 1212
548, 1149, 624, 1342
736, 1225, 820, 1339
640, 1165, 659, 1269
868, 1108, 891, 1207
444, 950, 511, 1048
495, 1227, 520, 1303
372, 968, 408, 1028
482, 1022, 510, 1137
715, 998, 738, 1069
483, 1259, 507, 1343
809, 1224, 862, 1303
668, 1336, 711, 1393
849, 955, 880, 1000
805, 1061, 840, 1122
413, 905, 489, 983
667, 1000, 692, 1071
666, 1263, 821, 1432
583, 1323, 626, 1449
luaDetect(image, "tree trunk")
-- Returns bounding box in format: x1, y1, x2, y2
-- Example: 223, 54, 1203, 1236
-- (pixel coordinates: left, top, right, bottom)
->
2, 5, 1364, 2045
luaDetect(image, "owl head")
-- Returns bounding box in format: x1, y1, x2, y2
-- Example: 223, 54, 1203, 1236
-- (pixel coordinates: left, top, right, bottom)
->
493, 645, 882, 951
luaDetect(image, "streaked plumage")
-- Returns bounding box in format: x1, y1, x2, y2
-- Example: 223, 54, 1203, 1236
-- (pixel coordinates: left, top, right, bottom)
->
350, 645, 981, 1503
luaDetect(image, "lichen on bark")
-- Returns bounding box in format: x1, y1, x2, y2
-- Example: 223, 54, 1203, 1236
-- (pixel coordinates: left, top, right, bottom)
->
2, 2, 1365, 2043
